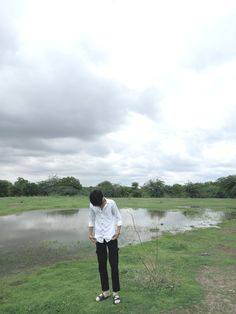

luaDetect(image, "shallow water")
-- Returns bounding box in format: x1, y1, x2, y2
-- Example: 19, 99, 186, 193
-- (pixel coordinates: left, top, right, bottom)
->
0, 208, 225, 251
0, 207, 229, 276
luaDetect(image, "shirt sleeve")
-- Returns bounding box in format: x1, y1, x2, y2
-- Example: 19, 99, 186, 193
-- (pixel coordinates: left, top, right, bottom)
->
88, 204, 95, 227
112, 200, 122, 226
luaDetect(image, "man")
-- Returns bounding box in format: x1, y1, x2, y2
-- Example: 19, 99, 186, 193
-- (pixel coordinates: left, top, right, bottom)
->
88, 189, 122, 305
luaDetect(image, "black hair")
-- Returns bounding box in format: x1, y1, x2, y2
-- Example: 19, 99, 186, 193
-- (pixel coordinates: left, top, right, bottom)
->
89, 189, 104, 206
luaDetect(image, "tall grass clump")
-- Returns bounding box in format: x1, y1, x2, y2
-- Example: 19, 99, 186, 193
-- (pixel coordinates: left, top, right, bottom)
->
128, 213, 178, 292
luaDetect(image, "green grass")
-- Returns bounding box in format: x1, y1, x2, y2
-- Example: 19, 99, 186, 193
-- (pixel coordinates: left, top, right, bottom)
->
1, 218, 235, 313
0, 196, 235, 216
0, 196, 89, 216
0, 197, 235, 313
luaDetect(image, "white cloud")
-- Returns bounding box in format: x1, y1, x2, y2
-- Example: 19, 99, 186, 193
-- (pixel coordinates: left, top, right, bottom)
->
0, 0, 236, 186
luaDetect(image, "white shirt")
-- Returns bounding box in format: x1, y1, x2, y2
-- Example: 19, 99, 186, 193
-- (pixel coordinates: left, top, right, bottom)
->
88, 198, 122, 243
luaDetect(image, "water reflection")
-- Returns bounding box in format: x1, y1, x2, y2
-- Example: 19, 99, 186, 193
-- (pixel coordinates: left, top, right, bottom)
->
224, 209, 236, 220
120, 208, 224, 245
0, 208, 225, 252
147, 210, 166, 219
0, 209, 87, 249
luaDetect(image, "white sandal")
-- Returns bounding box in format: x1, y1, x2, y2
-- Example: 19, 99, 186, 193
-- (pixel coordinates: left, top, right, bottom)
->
113, 295, 121, 304
96, 293, 110, 302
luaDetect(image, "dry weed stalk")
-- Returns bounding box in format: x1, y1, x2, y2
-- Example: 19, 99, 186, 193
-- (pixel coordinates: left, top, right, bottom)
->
129, 212, 160, 287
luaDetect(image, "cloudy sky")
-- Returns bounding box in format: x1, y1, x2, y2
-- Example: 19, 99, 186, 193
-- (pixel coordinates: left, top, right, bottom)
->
1, 0, 236, 186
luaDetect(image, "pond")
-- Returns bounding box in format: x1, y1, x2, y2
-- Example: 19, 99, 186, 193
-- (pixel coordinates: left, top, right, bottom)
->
0, 208, 225, 249
0, 208, 226, 276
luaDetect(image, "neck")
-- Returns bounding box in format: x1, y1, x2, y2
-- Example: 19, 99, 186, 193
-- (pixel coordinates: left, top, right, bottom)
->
101, 197, 106, 209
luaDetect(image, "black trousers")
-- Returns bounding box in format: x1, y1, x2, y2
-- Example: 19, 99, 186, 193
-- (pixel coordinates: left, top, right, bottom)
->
96, 239, 120, 292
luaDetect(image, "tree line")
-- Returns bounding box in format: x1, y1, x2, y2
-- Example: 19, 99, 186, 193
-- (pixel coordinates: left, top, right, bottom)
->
0, 175, 236, 198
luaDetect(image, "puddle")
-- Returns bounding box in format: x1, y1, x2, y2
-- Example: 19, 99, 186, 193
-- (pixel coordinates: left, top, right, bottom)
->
121, 208, 225, 245
0, 208, 226, 251
0, 208, 229, 276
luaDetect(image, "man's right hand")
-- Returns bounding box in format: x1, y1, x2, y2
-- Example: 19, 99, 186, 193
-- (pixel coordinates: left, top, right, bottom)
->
89, 234, 96, 243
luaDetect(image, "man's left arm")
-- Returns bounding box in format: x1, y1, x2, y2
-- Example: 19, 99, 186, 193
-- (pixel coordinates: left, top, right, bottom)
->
112, 201, 122, 240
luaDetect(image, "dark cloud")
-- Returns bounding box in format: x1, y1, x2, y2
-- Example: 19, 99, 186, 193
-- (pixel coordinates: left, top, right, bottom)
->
0, 49, 161, 140
0, 1, 161, 186
160, 155, 199, 173
0, 46, 161, 184
0, 55, 130, 142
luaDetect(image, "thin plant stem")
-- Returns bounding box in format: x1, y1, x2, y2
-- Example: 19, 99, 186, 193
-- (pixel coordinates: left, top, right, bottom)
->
129, 212, 160, 286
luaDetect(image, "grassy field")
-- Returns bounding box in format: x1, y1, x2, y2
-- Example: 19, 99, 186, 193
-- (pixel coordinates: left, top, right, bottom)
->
0, 197, 236, 313
0, 196, 235, 216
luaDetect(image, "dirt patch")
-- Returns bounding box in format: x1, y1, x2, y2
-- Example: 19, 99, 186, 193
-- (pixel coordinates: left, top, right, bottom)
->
197, 265, 236, 314
0, 243, 81, 277
221, 227, 236, 234
217, 245, 236, 257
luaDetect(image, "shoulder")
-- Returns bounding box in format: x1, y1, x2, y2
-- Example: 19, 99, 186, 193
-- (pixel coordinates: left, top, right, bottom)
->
89, 203, 96, 210
106, 199, 118, 210
106, 198, 115, 205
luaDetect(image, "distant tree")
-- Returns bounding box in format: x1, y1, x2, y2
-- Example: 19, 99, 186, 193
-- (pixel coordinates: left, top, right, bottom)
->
112, 184, 130, 197
0, 180, 12, 197
80, 186, 94, 196
59, 177, 82, 190
131, 189, 142, 197
143, 178, 165, 197
217, 175, 236, 198
131, 182, 139, 189
11, 178, 39, 196
37, 176, 61, 195
163, 185, 173, 197
200, 181, 219, 198
184, 182, 201, 198
24, 182, 39, 196
11, 177, 29, 196
3, 174, 236, 198
171, 184, 184, 197
38, 176, 82, 196
96, 181, 114, 197
131, 182, 142, 197
57, 176, 82, 196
